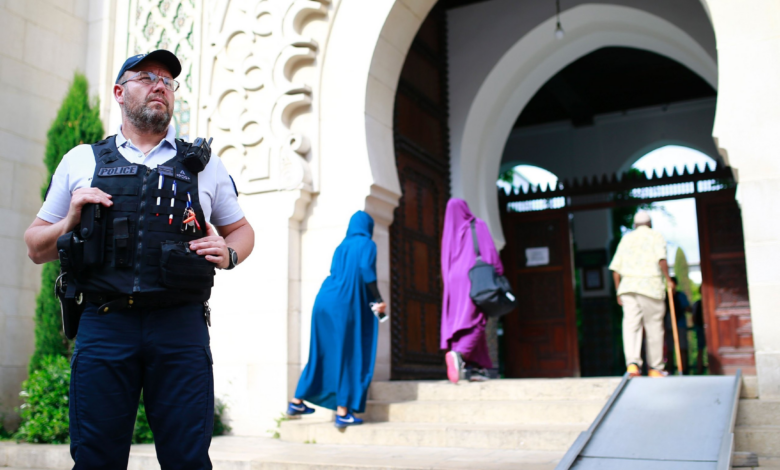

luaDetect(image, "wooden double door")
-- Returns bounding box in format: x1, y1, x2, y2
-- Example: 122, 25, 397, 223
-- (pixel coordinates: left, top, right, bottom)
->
389, 6, 451, 379
498, 191, 754, 378
500, 210, 580, 377
697, 190, 755, 375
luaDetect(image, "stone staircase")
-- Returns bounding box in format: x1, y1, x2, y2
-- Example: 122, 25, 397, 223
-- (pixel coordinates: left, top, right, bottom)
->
280, 377, 621, 452
3, 376, 779, 470
736, 376, 780, 469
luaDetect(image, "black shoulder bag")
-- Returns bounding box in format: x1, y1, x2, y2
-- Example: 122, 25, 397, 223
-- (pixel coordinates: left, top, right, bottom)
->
468, 220, 518, 318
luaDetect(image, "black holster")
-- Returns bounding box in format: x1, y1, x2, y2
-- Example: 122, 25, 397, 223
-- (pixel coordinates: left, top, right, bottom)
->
56, 232, 86, 340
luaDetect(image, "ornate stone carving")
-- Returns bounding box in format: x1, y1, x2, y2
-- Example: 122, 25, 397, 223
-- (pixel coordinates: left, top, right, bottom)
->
200, 0, 330, 195
128, 0, 200, 141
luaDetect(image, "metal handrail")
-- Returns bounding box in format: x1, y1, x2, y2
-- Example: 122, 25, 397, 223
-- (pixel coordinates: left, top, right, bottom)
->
555, 372, 631, 470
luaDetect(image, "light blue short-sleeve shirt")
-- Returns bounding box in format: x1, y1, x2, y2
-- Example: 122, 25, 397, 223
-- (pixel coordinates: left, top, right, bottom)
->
38, 125, 244, 227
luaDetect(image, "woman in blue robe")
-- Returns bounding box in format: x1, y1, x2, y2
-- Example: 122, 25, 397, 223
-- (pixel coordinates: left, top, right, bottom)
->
287, 211, 386, 427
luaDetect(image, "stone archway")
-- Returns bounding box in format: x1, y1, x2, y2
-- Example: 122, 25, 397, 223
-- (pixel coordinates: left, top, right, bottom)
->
454, 4, 718, 249
316, 0, 721, 379
318, 1, 720, 249
315, 0, 780, 401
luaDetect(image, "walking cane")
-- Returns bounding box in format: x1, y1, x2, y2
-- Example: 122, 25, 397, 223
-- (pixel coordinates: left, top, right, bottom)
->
667, 285, 684, 375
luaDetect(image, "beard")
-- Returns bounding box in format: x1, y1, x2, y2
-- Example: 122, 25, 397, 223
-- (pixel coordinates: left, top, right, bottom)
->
123, 90, 173, 134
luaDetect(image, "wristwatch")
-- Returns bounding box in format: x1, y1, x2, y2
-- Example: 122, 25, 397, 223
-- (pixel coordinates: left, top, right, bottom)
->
226, 247, 238, 270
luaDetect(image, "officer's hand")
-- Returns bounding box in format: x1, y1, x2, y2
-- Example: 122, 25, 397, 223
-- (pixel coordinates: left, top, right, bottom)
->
190, 223, 229, 269
617, 295, 623, 306
65, 188, 113, 231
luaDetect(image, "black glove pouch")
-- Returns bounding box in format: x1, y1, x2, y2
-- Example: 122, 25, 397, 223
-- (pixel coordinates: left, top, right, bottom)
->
160, 241, 216, 290
112, 217, 132, 268
79, 204, 105, 266
57, 231, 84, 273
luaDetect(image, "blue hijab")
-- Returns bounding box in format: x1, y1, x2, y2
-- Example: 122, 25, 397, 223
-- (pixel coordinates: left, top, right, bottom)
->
294, 211, 379, 412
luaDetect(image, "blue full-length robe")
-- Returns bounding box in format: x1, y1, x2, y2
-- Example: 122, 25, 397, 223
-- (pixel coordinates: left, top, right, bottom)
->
294, 211, 379, 413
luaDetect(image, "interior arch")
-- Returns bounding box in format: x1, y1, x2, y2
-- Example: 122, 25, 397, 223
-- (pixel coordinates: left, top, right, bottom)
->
453, 4, 718, 249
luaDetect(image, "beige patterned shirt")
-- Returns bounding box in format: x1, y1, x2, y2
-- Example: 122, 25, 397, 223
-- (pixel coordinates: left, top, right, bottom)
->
609, 226, 667, 300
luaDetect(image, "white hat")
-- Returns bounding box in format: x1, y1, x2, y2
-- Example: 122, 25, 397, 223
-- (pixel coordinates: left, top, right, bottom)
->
634, 210, 651, 225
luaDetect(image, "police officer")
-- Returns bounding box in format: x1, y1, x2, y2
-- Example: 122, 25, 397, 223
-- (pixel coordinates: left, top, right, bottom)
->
24, 50, 254, 469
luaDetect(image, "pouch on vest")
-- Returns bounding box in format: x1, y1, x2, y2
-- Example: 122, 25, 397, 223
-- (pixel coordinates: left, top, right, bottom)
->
160, 241, 215, 290
79, 203, 105, 266
112, 217, 132, 268
57, 231, 85, 274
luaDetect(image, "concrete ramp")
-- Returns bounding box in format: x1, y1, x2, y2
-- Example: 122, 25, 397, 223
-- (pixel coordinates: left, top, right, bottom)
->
557, 372, 742, 470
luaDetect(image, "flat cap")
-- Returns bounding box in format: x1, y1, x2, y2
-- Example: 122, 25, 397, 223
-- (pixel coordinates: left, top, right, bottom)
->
116, 49, 182, 84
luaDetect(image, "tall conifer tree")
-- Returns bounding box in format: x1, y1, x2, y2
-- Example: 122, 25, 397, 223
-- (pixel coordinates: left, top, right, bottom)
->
29, 73, 104, 374
674, 247, 693, 302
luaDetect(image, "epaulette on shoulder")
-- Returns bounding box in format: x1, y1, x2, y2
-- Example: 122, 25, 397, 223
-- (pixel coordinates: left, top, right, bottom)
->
93, 135, 116, 146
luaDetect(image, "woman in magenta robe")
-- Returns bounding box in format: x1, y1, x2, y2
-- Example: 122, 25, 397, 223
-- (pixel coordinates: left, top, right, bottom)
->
440, 198, 504, 383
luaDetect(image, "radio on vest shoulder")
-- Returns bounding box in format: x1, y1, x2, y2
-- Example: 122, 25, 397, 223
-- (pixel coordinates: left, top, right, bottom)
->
182, 137, 213, 173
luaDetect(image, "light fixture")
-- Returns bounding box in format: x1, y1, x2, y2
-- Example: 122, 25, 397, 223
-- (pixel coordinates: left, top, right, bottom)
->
555, 0, 565, 39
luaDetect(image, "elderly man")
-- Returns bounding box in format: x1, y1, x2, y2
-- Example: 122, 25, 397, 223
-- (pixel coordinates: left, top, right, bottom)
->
25, 50, 254, 469
609, 211, 672, 378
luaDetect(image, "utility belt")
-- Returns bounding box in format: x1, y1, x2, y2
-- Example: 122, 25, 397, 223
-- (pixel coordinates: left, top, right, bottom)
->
85, 292, 210, 314
56, 224, 215, 339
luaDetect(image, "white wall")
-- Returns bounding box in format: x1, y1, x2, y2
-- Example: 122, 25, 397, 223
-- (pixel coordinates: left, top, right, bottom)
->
703, 0, 780, 392
0, 0, 102, 429
501, 98, 720, 181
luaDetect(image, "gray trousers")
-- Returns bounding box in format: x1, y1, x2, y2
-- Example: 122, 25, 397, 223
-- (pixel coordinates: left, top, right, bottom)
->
621, 293, 665, 370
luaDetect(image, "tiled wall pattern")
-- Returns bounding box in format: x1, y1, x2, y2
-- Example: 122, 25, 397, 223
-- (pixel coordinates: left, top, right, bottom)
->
128, 0, 199, 141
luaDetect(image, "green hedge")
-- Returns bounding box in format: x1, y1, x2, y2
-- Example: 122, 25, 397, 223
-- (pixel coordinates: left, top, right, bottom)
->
15, 355, 70, 444
15, 355, 231, 444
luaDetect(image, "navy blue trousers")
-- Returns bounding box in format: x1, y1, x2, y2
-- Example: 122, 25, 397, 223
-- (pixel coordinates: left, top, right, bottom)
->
69, 302, 213, 470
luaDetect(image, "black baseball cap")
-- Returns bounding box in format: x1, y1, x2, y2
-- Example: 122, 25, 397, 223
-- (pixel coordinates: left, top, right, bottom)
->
115, 49, 182, 84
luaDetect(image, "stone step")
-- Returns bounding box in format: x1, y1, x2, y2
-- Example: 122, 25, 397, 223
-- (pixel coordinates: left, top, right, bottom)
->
742, 375, 759, 399
755, 456, 780, 468
0, 442, 71, 469
363, 399, 603, 425
368, 378, 621, 402
735, 425, 780, 457
737, 399, 780, 426
0, 437, 563, 470
279, 420, 584, 451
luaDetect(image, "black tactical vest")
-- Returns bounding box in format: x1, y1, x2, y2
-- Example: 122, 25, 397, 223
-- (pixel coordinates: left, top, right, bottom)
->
73, 135, 213, 301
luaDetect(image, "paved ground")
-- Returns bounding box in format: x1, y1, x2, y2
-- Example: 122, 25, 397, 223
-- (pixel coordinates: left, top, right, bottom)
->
144, 436, 563, 469
2, 436, 563, 470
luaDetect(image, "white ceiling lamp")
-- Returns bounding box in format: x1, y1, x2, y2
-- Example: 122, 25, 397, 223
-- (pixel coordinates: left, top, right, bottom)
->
555, 0, 565, 39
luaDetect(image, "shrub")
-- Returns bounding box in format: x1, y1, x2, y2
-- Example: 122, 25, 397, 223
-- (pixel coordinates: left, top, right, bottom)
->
15, 357, 230, 445
213, 399, 232, 436
0, 420, 13, 441
15, 355, 71, 444
29, 262, 68, 374
132, 396, 154, 444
